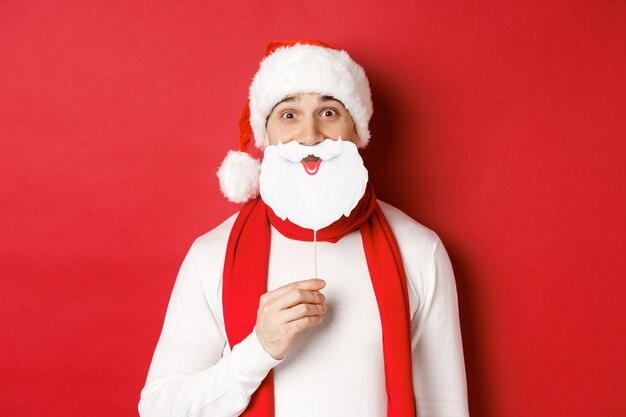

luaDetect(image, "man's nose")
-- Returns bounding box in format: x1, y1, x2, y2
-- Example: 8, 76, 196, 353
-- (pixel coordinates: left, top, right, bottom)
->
298, 115, 325, 146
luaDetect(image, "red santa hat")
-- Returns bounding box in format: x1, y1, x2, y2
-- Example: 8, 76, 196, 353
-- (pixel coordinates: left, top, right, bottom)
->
217, 38, 373, 203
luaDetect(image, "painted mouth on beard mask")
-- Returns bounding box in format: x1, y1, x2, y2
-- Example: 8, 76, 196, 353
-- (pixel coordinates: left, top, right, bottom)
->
301, 154, 322, 175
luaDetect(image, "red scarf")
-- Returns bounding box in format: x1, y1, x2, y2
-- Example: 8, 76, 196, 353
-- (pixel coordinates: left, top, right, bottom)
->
222, 182, 416, 416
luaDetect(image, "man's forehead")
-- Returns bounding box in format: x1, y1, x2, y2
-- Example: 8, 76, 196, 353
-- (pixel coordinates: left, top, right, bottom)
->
275, 94, 343, 106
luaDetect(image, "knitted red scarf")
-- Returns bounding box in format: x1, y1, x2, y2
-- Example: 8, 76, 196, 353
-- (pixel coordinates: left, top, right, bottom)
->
222, 182, 416, 416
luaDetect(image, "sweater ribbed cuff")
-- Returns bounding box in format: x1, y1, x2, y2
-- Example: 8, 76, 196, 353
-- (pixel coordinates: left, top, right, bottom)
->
231, 326, 284, 394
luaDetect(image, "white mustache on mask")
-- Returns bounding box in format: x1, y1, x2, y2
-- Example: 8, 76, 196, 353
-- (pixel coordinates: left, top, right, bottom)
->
277, 136, 345, 162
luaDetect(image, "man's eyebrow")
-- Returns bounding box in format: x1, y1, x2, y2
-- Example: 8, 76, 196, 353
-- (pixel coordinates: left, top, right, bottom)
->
320, 95, 341, 103
278, 96, 299, 105
321, 95, 347, 108
268, 96, 298, 117
272, 95, 299, 109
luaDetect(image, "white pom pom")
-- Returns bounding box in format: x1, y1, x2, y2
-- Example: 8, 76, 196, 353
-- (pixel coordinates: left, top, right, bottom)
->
216, 150, 261, 203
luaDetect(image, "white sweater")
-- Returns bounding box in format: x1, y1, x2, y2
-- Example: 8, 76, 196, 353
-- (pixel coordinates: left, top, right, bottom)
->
138, 200, 469, 417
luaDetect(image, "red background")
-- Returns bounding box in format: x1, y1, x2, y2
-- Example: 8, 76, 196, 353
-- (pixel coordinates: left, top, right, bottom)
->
1, 1, 624, 416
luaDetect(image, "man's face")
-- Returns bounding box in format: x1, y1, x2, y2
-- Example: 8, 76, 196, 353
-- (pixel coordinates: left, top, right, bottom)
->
262, 92, 361, 148
259, 92, 368, 231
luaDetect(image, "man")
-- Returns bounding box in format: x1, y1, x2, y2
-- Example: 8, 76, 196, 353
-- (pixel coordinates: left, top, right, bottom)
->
139, 38, 470, 417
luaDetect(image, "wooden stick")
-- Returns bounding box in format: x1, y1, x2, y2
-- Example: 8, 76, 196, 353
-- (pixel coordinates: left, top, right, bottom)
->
314, 229, 318, 278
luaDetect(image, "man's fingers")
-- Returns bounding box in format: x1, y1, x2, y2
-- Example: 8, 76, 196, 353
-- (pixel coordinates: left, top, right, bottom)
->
280, 302, 328, 323
262, 278, 326, 302
288, 314, 324, 333
273, 287, 325, 311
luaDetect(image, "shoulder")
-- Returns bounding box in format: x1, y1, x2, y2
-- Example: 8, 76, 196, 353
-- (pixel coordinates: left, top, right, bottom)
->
377, 199, 441, 257
191, 211, 240, 257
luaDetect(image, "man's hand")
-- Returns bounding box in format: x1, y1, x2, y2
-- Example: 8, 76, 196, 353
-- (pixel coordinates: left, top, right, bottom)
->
255, 278, 327, 360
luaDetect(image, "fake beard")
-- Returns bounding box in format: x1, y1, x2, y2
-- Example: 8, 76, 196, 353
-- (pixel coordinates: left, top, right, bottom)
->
259, 137, 369, 231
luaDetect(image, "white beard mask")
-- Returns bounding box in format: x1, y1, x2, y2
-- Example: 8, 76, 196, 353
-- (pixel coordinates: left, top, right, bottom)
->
259, 137, 369, 231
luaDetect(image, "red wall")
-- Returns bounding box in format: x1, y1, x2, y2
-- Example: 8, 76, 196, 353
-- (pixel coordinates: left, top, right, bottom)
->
1, 1, 624, 416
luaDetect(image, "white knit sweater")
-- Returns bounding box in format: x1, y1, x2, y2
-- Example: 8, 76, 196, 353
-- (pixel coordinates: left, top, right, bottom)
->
138, 200, 469, 417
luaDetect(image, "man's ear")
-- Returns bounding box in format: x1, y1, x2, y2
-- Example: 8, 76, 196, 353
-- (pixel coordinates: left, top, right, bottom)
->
351, 123, 361, 146
262, 132, 270, 148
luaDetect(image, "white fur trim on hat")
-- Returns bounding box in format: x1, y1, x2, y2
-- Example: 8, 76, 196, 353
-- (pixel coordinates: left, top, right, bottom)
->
249, 43, 373, 150
216, 150, 261, 203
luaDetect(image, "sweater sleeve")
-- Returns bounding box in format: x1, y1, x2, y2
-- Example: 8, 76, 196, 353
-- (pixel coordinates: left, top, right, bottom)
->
411, 237, 470, 417
138, 242, 284, 417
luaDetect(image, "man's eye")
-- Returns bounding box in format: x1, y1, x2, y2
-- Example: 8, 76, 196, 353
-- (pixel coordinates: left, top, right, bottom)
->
281, 111, 296, 119
321, 109, 338, 118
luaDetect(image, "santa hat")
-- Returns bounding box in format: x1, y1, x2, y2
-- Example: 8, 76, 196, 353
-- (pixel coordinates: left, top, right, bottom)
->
217, 38, 373, 203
